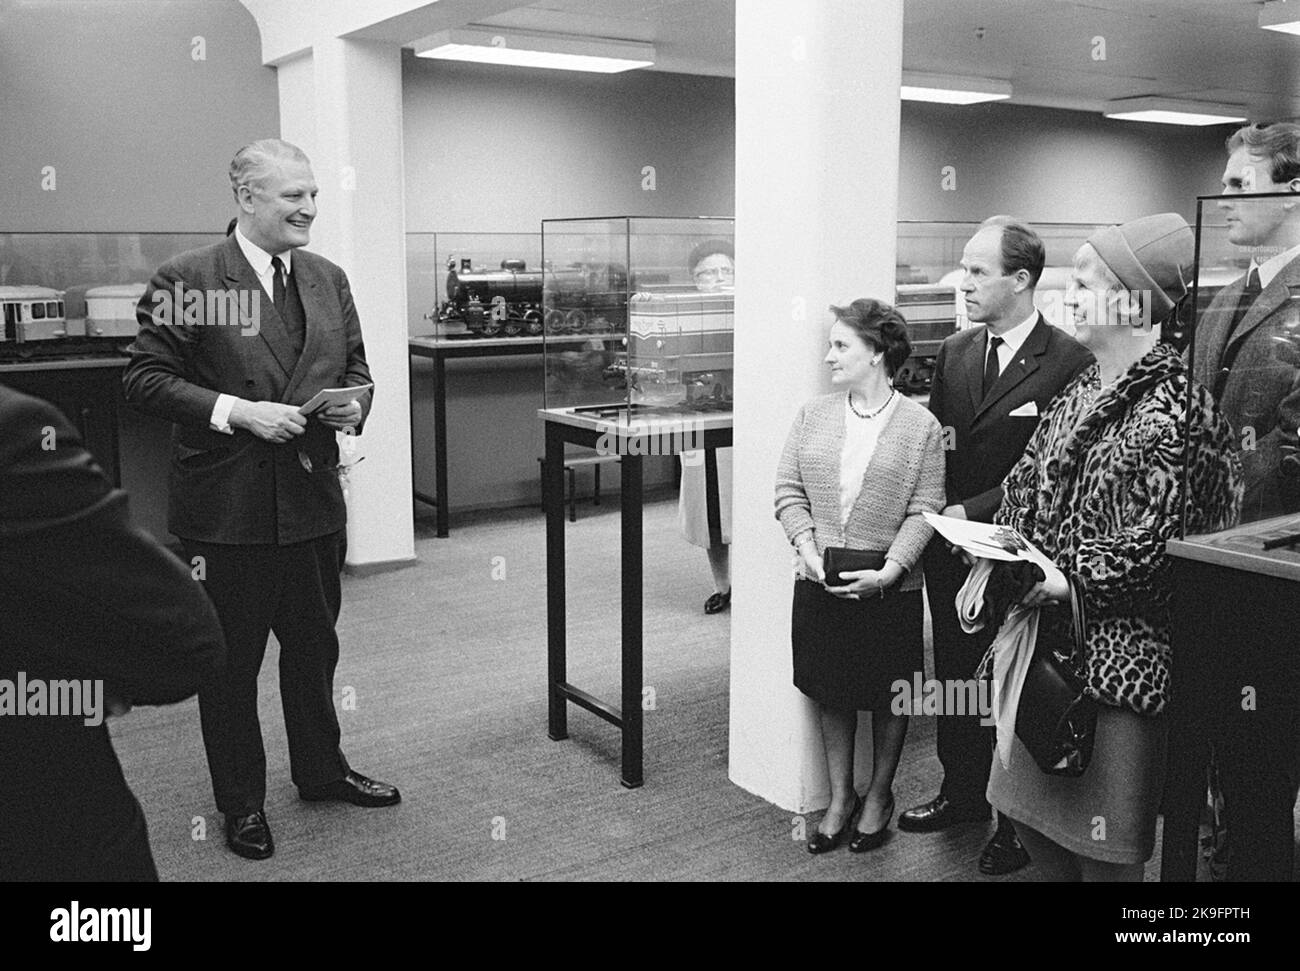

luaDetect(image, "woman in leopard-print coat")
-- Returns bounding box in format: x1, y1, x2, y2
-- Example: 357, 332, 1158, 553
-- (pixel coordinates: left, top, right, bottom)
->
986, 214, 1242, 881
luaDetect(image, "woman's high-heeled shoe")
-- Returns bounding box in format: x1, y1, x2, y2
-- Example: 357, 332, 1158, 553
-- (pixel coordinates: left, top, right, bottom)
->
849, 795, 895, 853
807, 795, 863, 855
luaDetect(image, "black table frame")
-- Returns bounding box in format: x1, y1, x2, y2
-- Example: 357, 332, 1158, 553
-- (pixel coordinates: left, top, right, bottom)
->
1162, 537, 1300, 882
542, 409, 732, 788
408, 335, 623, 537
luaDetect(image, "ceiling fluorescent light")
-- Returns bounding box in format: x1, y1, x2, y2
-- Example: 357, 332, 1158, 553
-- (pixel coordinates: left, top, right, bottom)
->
1260, 0, 1300, 35
900, 72, 1011, 105
1103, 97, 1246, 127
414, 28, 655, 73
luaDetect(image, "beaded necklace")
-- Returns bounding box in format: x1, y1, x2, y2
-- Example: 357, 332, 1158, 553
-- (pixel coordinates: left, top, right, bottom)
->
848, 388, 896, 419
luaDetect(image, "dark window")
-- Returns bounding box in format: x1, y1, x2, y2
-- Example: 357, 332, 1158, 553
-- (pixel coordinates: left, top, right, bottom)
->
30, 302, 45, 319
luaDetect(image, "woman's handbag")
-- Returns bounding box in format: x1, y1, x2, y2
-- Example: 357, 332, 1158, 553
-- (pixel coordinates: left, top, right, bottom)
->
1015, 574, 1099, 777
821, 547, 886, 587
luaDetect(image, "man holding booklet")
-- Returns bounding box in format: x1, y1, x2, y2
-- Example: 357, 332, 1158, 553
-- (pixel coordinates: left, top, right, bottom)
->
124, 139, 398, 863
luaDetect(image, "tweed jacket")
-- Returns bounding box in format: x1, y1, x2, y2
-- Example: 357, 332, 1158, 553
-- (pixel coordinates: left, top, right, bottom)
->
775, 392, 946, 592
1190, 255, 1300, 521
996, 343, 1242, 716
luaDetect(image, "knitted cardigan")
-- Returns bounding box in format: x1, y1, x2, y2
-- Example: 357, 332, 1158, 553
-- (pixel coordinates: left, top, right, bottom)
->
995, 343, 1242, 715
775, 392, 946, 592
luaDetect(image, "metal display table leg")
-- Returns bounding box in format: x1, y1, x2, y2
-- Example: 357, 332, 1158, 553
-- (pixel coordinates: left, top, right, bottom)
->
541, 412, 732, 787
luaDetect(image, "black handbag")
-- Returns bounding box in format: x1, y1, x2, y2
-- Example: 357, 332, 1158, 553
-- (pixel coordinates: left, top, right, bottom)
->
1015, 574, 1098, 777
821, 547, 886, 587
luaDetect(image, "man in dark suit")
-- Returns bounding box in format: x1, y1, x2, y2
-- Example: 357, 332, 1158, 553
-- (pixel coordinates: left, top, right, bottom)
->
123, 139, 399, 862
898, 218, 1092, 874
1192, 121, 1300, 523
1188, 122, 1300, 880
0, 386, 226, 880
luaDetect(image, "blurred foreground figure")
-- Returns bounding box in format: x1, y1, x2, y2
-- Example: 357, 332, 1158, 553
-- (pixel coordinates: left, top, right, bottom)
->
0, 386, 226, 881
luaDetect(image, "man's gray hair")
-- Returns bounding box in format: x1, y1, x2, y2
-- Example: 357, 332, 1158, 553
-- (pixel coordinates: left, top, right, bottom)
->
229, 139, 311, 196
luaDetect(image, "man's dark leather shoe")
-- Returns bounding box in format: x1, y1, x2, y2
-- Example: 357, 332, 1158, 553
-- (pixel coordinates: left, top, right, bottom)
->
979, 824, 1030, 875
299, 770, 401, 808
897, 794, 991, 832
224, 810, 274, 860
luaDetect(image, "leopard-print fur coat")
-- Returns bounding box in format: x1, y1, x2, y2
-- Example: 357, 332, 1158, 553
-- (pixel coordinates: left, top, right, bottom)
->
995, 342, 1242, 716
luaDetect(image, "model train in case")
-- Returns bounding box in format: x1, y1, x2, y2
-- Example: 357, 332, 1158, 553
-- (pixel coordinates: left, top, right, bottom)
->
430, 257, 963, 393
1, 286, 68, 342
1, 282, 144, 359
431, 257, 630, 338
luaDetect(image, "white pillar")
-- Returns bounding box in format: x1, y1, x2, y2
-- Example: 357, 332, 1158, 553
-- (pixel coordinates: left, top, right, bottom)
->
729, 0, 904, 811
275, 38, 416, 571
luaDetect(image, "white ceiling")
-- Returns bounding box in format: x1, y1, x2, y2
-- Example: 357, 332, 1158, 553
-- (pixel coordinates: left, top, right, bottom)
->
463, 0, 1300, 119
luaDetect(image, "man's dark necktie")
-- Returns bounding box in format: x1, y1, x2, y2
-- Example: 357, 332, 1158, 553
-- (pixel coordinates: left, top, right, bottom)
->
272, 255, 287, 316
1212, 265, 1262, 401
271, 255, 306, 355
983, 334, 1004, 399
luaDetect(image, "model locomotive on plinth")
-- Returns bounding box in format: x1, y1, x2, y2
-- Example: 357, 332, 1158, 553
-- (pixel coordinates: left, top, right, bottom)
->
429, 257, 632, 339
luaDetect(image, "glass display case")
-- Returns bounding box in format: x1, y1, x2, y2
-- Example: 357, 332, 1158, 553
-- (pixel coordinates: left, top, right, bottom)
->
1183, 192, 1300, 536
896, 220, 1110, 333
407, 231, 544, 340
892, 221, 1114, 391
541, 216, 734, 415
0, 231, 220, 358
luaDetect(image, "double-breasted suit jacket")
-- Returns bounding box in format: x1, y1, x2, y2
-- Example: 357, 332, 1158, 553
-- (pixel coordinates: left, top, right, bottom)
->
123, 233, 373, 545
1191, 255, 1300, 521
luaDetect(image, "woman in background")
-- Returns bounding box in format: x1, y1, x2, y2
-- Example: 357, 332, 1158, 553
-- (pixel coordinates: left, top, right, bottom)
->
775, 299, 946, 853
679, 239, 735, 613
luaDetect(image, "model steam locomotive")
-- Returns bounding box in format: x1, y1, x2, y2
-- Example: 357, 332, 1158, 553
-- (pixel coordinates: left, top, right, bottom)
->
430, 257, 632, 338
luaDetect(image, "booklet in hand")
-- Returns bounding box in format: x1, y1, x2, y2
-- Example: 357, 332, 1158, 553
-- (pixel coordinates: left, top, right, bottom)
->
922, 511, 1050, 565
298, 383, 373, 417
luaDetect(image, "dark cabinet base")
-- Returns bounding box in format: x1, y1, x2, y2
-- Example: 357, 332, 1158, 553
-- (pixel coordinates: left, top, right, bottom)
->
1164, 557, 1300, 881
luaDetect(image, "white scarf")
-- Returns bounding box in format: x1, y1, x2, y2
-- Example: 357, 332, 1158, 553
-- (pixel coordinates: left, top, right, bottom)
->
957, 559, 1040, 770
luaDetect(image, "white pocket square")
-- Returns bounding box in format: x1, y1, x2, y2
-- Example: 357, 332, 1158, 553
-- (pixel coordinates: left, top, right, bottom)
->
1008, 401, 1038, 417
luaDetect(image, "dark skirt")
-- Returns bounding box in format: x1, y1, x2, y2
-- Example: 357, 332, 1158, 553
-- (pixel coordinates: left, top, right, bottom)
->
791, 579, 924, 711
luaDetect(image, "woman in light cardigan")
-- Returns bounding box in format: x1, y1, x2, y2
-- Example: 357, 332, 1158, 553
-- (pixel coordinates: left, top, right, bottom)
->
775, 298, 946, 854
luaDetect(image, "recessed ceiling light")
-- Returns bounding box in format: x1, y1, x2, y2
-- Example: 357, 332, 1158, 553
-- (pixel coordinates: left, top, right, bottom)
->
1260, 0, 1300, 35
900, 71, 1011, 105
1103, 97, 1247, 127
413, 28, 655, 74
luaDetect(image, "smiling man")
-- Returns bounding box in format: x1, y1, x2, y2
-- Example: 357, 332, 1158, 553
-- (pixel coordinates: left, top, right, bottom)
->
1191, 121, 1300, 522
124, 139, 399, 863
899, 217, 1091, 876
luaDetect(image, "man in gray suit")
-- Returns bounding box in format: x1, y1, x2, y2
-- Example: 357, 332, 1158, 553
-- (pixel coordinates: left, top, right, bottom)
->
124, 139, 399, 862
1192, 121, 1300, 523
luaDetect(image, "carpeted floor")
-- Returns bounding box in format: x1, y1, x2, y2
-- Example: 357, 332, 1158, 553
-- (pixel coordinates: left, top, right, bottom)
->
110, 497, 1267, 881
